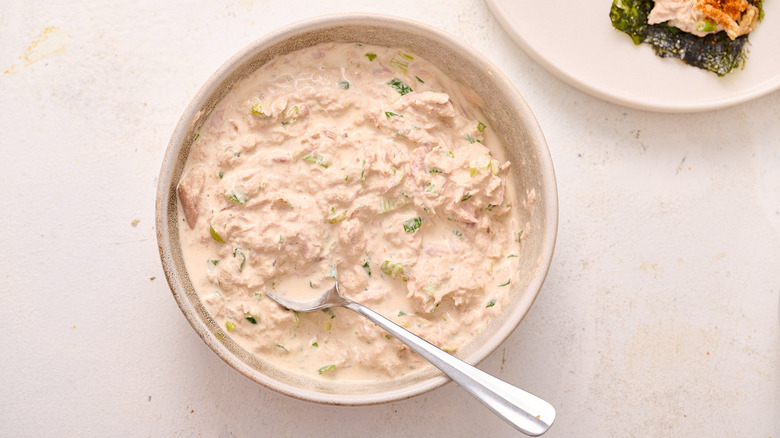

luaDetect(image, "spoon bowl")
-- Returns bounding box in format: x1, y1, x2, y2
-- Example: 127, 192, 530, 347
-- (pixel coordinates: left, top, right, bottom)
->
267, 283, 556, 436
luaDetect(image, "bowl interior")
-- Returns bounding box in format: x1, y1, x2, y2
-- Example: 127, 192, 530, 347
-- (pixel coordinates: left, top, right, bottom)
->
156, 14, 557, 405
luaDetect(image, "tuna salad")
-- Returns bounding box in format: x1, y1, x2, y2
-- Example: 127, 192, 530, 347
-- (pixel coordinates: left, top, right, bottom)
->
177, 42, 528, 380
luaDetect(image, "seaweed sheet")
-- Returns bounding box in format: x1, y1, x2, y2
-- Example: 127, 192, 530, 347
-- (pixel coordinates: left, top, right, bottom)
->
610, 0, 763, 76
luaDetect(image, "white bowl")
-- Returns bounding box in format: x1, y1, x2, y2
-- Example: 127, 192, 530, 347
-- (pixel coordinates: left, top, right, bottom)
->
156, 13, 558, 405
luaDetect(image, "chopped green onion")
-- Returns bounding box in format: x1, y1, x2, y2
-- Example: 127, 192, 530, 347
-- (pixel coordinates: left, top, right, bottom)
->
453, 230, 463, 238
251, 103, 265, 116
245, 316, 257, 324
486, 299, 496, 308
425, 183, 437, 194
326, 266, 338, 279
232, 248, 246, 271
516, 230, 524, 242
403, 217, 422, 233
209, 224, 224, 243
328, 207, 347, 224
398, 310, 406, 317
226, 191, 247, 205
208, 259, 219, 266
193, 133, 200, 142
338, 80, 350, 90
385, 111, 402, 118
387, 78, 413, 96
429, 303, 439, 313
477, 121, 486, 132
428, 168, 443, 174
499, 279, 511, 287
321, 308, 336, 319
389, 51, 413, 73
466, 134, 476, 144
365, 53, 377, 61
303, 153, 328, 168
225, 321, 236, 331
415, 75, 424, 83
312, 341, 319, 347
379, 198, 397, 213
381, 260, 403, 279
276, 344, 289, 353
218, 170, 224, 179
318, 364, 336, 374
507, 254, 518, 258
697, 19, 716, 32
461, 192, 472, 202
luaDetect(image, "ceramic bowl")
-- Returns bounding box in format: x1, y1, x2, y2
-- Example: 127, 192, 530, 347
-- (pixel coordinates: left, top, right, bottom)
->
156, 13, 557, 405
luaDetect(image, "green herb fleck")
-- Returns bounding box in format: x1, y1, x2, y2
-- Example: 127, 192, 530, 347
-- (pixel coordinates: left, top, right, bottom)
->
403, 217, 422, 233
387, 78, 413, 96
362, 261, 371, 277
245, 316, 257, 324
461, 192, 472, 202
365, 53, 377, 61
218, 170, 224, 179
477, 121, 486, 132
428, 168, 443, 174
312, 341, 319, 347
318, 364, 336, 374
338, 80, 350, 90
385, 111, 402, 118
321, 308, 336, 319
398, 310, 406, 317
486, 299, 496, 308
209, 259, 219, 266
225, 321, 236, 331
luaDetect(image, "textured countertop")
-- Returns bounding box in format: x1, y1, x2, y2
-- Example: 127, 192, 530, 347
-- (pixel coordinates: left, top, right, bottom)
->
1, 1, 778, 436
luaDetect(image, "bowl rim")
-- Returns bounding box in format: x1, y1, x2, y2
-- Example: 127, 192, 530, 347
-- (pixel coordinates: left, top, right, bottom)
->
156, 12, 558, 405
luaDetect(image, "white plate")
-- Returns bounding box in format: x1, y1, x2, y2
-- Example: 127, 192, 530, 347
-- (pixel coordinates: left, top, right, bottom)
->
485, 0, 780, 112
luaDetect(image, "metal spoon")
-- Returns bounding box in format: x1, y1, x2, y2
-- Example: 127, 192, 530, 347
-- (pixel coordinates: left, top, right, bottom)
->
267, 283, 555, 436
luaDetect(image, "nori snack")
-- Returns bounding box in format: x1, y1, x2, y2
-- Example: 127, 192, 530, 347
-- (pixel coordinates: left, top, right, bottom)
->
610, 0, 764, 76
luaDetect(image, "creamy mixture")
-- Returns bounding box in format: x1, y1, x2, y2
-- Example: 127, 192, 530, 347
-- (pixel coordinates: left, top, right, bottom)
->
177, 43, 527, 380
648, 0, 759, 39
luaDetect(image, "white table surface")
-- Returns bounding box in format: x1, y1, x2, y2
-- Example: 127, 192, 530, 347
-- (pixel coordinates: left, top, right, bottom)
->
1, 1, 778, 436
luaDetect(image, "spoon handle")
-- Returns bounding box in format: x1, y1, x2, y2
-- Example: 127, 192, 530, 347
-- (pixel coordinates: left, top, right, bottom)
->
344, 301, 555, 436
